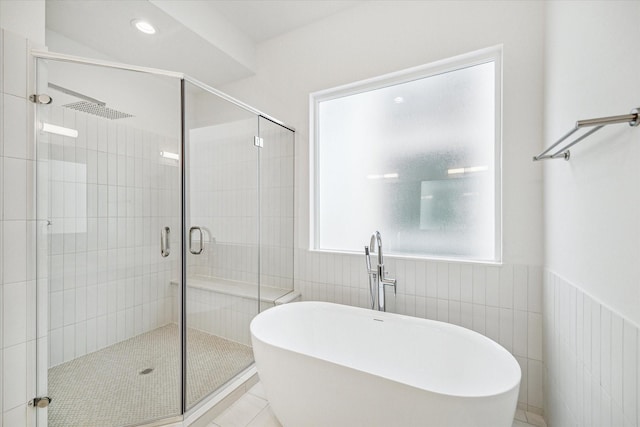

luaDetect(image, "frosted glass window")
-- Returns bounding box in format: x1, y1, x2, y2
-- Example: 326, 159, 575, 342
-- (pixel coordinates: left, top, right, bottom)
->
313, 53, 500, 262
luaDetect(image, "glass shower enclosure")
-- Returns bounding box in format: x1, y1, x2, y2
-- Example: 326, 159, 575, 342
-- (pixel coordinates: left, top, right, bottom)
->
34, 52, 294, 426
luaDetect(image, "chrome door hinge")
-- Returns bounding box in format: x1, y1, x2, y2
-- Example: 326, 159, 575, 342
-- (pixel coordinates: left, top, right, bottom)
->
29, 396, 52, 408
254, 136, 264, 148
29, 94, 53, 105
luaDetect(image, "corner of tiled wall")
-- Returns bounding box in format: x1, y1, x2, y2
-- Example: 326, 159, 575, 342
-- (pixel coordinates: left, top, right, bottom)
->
1, 27, 39, 427
294, 249, 544, 415
543, 270, 639, 426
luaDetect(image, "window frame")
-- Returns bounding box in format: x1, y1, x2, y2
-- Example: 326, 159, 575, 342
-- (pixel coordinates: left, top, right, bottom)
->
309, 45, 503, 263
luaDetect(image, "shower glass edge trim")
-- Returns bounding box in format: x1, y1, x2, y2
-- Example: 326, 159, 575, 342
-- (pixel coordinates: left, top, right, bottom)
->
30, 49, 294, 132
180, 78, 188, 415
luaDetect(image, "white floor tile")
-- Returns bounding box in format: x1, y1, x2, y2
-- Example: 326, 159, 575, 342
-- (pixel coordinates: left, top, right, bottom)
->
526, 411, 547, 427
216, 381, 541, 427
247, 382, 267, 400
213, 393, 268, 427
246, 406, 282, 427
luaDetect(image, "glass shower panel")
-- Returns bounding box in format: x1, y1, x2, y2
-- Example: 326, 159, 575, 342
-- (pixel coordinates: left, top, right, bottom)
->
35, 58, 182, 427
183, 81, 259, 410
258, 117, 295, 301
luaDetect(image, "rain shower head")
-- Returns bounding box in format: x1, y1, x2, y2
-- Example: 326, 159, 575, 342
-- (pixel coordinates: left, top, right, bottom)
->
48, 82, 134, 120
62, 101, 133, 120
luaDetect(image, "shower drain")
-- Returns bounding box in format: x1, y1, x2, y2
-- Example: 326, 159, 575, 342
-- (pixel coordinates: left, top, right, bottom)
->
139, 368, 154, 375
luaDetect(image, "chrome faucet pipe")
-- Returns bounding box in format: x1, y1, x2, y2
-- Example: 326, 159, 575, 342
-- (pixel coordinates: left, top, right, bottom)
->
364, 246, 376, 309
369, 231, 383, 267
365, 231, 396, 312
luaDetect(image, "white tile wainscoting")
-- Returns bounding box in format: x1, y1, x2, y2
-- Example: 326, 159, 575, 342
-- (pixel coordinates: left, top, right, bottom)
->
543, 270, 640, 426
294, 249, 544, 415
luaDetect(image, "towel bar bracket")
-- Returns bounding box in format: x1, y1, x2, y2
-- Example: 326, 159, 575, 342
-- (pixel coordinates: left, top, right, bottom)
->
533, 106, 640, 162
630, 108, 639, 127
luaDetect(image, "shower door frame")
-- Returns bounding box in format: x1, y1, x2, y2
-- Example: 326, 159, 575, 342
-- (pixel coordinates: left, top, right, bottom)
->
31, 49, 294, 427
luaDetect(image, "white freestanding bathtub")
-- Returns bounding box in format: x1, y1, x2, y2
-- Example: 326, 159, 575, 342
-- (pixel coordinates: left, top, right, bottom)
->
250, 301, 521, 427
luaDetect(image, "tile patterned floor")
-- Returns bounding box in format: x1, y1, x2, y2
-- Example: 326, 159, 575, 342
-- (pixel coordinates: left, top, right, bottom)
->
209, 382, 547, 427
49, 324, 254, 427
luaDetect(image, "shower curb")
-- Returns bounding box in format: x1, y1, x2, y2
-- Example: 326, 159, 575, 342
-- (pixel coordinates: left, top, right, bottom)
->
182, 366, 259, 427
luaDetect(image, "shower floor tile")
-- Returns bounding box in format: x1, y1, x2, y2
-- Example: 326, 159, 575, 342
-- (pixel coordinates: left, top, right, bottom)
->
48, 324, 254, 427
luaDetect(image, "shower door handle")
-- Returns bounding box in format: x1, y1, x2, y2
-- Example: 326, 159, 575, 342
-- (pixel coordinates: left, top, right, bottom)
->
161, 226, 170, 257
189, 226, 204, 255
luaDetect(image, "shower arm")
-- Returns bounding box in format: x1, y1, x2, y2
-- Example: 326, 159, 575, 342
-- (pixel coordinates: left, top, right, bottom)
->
48, 82, 106, 106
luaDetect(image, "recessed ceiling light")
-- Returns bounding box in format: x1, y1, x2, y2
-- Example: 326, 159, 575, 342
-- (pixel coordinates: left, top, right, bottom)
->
394, 96, 404, 104
132, 19, 156, 35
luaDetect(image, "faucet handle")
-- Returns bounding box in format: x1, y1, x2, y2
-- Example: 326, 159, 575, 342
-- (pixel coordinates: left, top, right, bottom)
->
385, 281, 397, 295
381, 273, 396, 295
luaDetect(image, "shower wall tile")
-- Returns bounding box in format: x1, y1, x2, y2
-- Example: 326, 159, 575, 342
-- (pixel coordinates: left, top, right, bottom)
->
295, 252, 544, 415
176, 283, 270, 346
3, 281, 26, 348
500, 265, 514, 308
187, 120, 294, 292
623, 320, 637, 423
3, 341, 27, 411
543, 270, 640, 427
3, 94, 28, 159
44, 104, 179, 368
3, 212, 27, 285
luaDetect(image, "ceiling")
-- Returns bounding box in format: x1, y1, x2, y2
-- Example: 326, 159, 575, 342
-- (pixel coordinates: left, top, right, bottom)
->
45, 0, 360, 88
208, 1, 360, 43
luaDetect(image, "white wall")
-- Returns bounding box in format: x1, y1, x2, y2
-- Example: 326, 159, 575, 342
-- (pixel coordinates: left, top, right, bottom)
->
543, 2, 640, 426
220, 0, 546, 414
149, 0, 256, 73
544, 0, 640, 326
0, 0, 45, 45
220, 0, 545, 266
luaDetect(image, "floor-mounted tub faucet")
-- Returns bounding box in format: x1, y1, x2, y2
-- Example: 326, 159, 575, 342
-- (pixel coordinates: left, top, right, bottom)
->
365, 231, 396, 312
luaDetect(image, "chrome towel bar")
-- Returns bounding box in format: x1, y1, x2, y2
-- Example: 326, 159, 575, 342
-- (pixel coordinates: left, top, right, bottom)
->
533, 107, 639, 161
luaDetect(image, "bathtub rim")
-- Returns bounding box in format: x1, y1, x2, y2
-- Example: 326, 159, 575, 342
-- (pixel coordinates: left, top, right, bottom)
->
250, 301, 522, 400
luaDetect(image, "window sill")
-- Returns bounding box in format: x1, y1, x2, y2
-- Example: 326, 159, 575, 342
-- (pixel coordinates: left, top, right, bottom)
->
307, 248, 503, 266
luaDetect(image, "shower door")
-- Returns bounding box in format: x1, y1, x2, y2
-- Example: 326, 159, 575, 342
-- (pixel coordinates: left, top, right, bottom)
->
35, 58, 183, 427
183, 80, 260, 411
